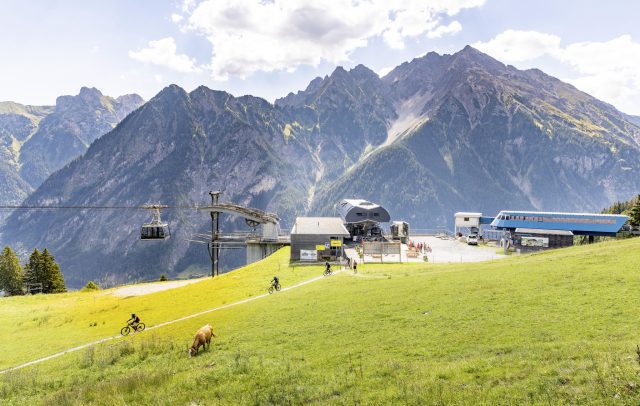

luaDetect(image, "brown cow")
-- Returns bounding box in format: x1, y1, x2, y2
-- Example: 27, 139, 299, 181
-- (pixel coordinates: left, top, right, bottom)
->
188, 324, 215, 357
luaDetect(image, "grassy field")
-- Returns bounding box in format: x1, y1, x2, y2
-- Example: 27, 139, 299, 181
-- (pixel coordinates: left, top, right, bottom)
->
2, 239, 640, 404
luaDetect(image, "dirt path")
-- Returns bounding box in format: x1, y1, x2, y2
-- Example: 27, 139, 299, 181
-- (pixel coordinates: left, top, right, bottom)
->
0, 271, 341, 375
109, 279, 205, 297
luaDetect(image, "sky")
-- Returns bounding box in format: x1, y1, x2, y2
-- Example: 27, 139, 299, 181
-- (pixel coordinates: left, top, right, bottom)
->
2, 0, 640, 114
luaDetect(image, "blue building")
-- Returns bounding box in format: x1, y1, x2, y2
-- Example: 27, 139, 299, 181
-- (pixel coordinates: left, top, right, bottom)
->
490, 211, 628, 237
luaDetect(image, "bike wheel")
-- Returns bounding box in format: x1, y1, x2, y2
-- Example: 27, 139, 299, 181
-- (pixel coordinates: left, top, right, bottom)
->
136, 323, 146, 332
121, 326, 130, 336
275, 284, 281, 292
268, 286, 274, 294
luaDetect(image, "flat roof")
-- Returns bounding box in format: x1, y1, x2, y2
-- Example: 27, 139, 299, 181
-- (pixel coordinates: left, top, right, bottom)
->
499, 210, 627, 218
291, 217, 350, 236
516, 228, 574, 236
455, 212, 482, 217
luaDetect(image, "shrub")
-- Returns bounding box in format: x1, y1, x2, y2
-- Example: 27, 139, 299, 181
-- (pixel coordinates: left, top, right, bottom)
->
159, 274, 168, 281
81, 281, 100, 291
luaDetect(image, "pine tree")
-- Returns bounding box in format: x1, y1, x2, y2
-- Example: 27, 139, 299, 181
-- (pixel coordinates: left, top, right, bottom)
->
0, 246, 24, 295
41, 249, 66, 293
24, 248, 43, 291
629, 194, 640, 227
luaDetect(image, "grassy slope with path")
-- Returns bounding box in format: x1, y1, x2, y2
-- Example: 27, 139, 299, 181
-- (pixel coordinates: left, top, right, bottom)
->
0, 250, 323, 370
2, 240, 640, 404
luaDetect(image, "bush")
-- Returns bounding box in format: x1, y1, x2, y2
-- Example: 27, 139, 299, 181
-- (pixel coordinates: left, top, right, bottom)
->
159, 274, 168, 281
81, 281, 100, 291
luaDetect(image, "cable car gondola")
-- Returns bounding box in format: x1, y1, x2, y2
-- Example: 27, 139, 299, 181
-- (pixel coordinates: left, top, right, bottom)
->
140, 205, 170, 240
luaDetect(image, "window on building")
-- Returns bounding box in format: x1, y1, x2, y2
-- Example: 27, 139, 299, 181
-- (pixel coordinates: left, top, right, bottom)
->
464, 217, 469, 221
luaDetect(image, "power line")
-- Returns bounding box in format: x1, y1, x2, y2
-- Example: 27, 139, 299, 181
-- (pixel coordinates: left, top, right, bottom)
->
0, 204, 200, 211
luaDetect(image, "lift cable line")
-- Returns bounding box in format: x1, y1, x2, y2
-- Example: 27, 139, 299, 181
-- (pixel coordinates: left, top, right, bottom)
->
0, 204, 200, 210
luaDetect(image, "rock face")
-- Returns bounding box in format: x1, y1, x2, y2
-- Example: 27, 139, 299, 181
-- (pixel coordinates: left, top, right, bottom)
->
313, 46, 640, 226
2, 46, 640, 287
0, 88, 144, 208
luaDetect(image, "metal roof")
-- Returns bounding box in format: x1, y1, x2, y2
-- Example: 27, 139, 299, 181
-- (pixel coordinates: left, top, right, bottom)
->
515, 228, 574, 236
491, 210, 628, 235
499, 210, 627, 219
291, 217, 350, 236
338, 199, 391, 223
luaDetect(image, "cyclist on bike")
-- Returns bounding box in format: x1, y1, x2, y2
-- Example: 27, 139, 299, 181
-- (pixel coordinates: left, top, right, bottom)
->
127, 313, 140, 329
272, 276, 280, 289
325, 261, 331, 272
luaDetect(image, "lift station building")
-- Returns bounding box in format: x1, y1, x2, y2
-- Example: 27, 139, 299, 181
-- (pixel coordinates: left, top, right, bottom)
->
338, 199, 391, 239
463, 210, 628, 251
290, 217, 350, 261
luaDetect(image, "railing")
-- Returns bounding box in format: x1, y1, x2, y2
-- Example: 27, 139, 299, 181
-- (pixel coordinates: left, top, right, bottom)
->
410, 228, 454, 237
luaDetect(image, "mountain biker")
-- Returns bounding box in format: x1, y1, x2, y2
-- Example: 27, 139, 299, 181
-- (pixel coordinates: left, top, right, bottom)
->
128, 313, 140, 329
325, 261, 331, 274
272, 276, 280, 288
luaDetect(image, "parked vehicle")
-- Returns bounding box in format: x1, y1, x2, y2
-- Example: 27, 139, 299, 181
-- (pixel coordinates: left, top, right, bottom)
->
467, 234, 478, 245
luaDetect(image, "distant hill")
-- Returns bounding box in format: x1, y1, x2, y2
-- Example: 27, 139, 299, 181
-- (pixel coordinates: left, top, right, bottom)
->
2, 47, 640, 286
0, 87, 144, 207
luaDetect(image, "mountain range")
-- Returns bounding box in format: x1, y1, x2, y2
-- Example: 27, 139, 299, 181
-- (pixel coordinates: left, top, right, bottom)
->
2, 46, 639, 287
0, 87, 144, 207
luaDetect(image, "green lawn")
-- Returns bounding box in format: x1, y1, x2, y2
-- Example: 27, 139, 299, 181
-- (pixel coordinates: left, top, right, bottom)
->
2, 239, 640, 404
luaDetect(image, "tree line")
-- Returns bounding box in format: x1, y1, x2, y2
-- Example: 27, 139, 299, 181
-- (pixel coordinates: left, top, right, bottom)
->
0, 247, 66, 296
602, 194, 640, 227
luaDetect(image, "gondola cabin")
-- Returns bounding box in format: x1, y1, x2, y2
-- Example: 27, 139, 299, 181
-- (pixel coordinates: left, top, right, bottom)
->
140, 205, 171, 240
140, 222, 170, 240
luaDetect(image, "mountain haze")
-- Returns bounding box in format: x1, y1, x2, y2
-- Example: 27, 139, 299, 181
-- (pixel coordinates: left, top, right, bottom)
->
3, 46, 640, 286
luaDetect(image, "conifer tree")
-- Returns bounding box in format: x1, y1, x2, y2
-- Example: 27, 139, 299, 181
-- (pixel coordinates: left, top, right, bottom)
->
24, 248, 43, 290
629, 194, 640, 227
0, 246, 24, 296
41, 249, 66, 293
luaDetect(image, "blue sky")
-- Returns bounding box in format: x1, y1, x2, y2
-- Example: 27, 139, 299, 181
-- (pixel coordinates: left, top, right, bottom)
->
2, 0, 640, 114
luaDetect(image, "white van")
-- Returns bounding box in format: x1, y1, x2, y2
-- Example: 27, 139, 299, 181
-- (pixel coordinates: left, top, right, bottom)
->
467, 234, 478, 245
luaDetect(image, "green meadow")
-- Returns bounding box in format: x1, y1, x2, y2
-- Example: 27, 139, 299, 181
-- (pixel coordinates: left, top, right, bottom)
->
2, 239, 640, 404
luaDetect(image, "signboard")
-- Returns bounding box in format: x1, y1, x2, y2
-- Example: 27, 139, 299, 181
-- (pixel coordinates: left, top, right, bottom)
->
324, 242, 330, 249
330, 239, 342, 247
300, 250, 317, 261
520, 236, 549, 248
316, 245, 327, 251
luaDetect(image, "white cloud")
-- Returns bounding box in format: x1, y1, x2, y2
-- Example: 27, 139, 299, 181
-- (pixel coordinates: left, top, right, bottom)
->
128, 37, 200, 73
427, 21, 462, 39
472, 29, 562, 62
377, 66, 394, 77
171, 14, 184, 23
474, 31, 640, 114
182, 0, 484, 79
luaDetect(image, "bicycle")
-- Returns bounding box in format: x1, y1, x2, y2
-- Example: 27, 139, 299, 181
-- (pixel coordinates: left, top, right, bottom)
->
268, 282, 281, 294
121, 322, 146, 336
323, 267, 332, 277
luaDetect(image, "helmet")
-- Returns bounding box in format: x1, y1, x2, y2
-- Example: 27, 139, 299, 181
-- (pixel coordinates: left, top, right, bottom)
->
131, 313, 136, 318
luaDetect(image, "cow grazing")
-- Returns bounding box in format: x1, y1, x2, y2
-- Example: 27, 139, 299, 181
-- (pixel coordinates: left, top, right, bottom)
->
189, 324, 216, 357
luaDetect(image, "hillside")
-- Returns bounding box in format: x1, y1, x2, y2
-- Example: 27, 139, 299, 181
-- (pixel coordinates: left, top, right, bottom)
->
2, 239, 640, 404
2, 46, 640, 285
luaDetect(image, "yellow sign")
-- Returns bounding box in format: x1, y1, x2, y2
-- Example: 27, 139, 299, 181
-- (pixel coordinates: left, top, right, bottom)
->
330, 240, 342, 247
316, 245, 326, 251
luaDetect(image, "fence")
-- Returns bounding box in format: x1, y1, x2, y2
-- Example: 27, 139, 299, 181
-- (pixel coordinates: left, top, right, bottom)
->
362, 241, 402, 263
